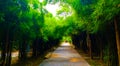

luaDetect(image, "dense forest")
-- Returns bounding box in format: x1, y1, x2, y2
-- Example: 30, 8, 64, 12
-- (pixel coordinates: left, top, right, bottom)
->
0, 0, 120, 66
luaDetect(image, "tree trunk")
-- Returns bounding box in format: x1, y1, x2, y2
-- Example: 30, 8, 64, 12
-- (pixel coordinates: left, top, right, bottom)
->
87, 32, 93, 59
114, 17, 120, 66
19, 39, 27, 60
1, 28, 12, 66
100, 39, 103, 61
1, 42, 6, 66
19, 42, 22, 60
97, 34, 103, 61
32, 39, 38, 57
5, 29, 12, 66
5, 41, 12, 66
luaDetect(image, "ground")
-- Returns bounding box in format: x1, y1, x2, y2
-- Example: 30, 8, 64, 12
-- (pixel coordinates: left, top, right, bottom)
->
1, 42, 106, 66
39, 42, 90, 66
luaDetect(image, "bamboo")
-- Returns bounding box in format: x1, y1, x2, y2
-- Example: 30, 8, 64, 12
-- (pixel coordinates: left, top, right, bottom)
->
87, 32, 92, 59
114, 17, 120, 66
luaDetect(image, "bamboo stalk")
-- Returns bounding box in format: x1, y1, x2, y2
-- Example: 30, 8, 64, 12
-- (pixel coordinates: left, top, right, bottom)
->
114, 17, 120, 66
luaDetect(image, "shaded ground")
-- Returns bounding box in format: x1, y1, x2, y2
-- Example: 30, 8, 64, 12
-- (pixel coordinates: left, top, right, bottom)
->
0, 51, 18, 58
0, 51, 19, 64
39, 42, 90, 66
76, 49, 106, 66
12, 56, 44, 66
11, 47, 57, 66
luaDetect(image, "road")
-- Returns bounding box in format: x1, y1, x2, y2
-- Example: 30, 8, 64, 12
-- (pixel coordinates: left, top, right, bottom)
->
39, 42, 90, 66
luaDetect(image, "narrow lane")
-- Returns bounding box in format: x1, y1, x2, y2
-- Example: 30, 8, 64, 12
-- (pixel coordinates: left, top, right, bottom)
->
39, 42, 90, 66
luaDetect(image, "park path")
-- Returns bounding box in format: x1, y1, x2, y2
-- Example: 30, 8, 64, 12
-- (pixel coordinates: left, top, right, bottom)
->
39, 42, 90, 66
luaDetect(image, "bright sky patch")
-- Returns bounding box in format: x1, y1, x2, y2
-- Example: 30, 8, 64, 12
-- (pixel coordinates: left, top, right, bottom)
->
45, 2, 60, 16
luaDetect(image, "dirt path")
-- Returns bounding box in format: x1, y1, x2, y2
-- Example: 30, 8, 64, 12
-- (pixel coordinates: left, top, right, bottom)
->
39, 42, 90, 66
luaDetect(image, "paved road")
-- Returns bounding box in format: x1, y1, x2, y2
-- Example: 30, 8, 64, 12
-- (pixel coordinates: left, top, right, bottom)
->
39, 42, 90, 66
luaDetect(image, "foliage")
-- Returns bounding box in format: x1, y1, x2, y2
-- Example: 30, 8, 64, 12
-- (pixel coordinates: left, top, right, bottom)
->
0, 0, 119, 48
